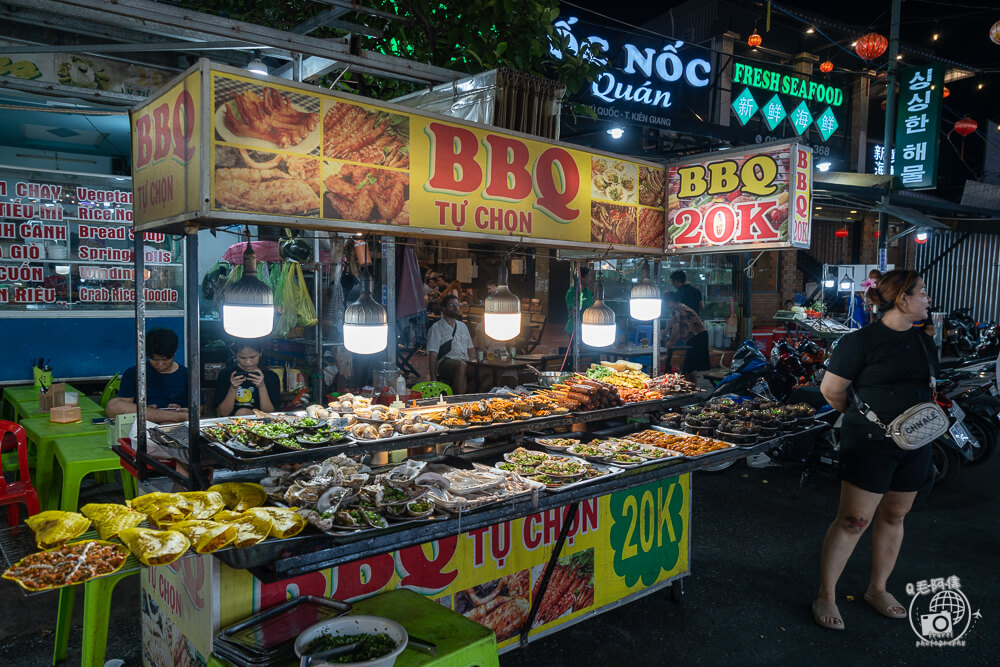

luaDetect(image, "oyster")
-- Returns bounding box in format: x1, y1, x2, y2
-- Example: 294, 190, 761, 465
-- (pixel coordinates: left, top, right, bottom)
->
296, 507, 333, 532
334, 509, 363, 527
406, 500, 435, 519
315, 486, 354, 514
384, 460, 426, 488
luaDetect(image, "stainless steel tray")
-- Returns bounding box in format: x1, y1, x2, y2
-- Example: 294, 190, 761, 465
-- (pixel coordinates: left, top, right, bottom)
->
219, 595, 352, 652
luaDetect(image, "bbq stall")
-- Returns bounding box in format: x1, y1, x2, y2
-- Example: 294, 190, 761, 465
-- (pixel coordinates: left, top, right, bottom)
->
1, 58, 821, 667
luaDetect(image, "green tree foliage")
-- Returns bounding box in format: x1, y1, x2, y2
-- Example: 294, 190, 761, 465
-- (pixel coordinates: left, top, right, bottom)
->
182, 0, 602, 105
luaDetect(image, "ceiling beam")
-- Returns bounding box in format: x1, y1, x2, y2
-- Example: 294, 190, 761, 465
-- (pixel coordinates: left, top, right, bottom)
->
0, 75, 145, 105
12, 0, 460, 84
292, 8, 350, 35
0, 40, 265, 55
313, 0, 411, 24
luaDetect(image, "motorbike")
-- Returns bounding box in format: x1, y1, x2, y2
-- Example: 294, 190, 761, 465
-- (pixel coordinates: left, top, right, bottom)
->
938, 365, 1000, 468
943, 308, 978, 358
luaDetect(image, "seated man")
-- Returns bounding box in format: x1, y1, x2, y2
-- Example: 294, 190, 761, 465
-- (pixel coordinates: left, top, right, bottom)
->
427, 294, 476, 394
106, 327, 190, 424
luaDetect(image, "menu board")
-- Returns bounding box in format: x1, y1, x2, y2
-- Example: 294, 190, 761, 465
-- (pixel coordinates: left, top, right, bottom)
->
132, 61, 667, 254
665, 141, 812, 254
0, 167, 183, 312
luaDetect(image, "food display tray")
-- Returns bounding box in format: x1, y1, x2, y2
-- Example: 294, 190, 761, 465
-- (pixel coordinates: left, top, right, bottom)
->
151, 417, 359, 468
626, 426, 739, 459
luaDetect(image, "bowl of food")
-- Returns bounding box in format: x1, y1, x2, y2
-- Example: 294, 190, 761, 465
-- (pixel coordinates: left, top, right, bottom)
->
295, 615, 408, 667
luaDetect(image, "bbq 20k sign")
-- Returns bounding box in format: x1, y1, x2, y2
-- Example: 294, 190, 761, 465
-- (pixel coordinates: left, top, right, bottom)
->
143, 475, 690, 663
666, 142, 813, 253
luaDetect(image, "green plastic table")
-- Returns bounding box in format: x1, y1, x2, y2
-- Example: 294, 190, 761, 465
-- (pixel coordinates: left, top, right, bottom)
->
18, 414, 108, 510
350, 589, 499, 667
52, 434, 128, 512
3, 384, 102, 422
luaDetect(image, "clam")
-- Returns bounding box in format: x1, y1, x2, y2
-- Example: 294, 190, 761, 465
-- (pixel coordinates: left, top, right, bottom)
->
305, 404, 330, 420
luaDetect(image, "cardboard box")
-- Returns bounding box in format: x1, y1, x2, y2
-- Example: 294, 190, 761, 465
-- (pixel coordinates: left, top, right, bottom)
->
50, 404, 82, 423
38, 382, 67, 413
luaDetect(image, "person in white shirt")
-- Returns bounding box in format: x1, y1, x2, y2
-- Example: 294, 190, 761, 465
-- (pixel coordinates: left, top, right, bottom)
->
427, 294, 476, 393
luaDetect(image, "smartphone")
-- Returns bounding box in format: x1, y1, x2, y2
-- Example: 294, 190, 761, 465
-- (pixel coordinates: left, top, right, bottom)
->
92, 417, 108, 425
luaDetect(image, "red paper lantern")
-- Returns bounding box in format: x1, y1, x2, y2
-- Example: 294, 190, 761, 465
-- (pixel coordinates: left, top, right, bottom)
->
835, 227, 849, 239
748, 29, 762, 48
942, 86, 950, 98
855, 33, 888, 60
954, 118, 978, 136
819, 60, 834, 73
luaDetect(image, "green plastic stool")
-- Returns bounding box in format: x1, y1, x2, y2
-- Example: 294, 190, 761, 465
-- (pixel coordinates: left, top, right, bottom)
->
52, 569, 137, 667
411, 381, 453, 399
99, 374, 120, 409
350, 589, 498, 667
52, 436, 128, 512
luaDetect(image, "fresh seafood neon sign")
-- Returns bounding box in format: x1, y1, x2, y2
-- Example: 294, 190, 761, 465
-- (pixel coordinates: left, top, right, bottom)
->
550, 17, 711, 110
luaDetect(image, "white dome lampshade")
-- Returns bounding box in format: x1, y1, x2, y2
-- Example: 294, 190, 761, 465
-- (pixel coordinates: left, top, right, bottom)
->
344, 289, 388, 354
629, 262, 661, 321
222, 244, 274, 338
484, 262, 521, 341
581, 281, 616, 347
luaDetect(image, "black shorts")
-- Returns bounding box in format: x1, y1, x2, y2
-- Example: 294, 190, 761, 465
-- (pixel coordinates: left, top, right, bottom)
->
682, 331, 711, 373
838, 420, 934, 494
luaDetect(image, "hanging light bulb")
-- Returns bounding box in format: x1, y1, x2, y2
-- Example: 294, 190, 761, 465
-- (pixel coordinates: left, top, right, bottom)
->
914, 230, 929, 244
581, 280, 616, 347
484, 259, 521, 341
629, 260, 661, 321
246, 51, 268, 75
344, 271, 388, 354
223, 241, 274, 338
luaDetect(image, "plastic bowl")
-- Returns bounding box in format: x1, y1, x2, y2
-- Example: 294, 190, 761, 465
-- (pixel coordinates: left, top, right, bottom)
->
294, 615, 408, 667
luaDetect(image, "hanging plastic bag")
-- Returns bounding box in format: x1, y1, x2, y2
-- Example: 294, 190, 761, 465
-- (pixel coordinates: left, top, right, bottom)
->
272, 262, 291, 310
268, 261, 283, 296
293, 263, 317, 327
273, 264, 300, 338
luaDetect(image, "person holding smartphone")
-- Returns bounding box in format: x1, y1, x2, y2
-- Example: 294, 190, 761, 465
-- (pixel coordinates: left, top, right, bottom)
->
214, 340, 281, 416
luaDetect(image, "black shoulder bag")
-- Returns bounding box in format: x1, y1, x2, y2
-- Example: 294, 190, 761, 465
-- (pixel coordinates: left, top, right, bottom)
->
436, 321, 458, 370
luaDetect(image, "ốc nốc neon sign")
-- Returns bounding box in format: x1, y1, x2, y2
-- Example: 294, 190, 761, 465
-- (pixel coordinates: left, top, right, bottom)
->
550, 17, 711, 109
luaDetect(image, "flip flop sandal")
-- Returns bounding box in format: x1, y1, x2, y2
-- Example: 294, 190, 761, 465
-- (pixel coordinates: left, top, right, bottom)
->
812, 600, 845, 630
864, 591, 907, 619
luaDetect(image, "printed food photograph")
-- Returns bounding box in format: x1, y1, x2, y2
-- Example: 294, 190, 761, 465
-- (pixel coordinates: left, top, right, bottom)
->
323, 100, 410, 168
591, 156, 637, 204
637, 165, 666, 207
323, 160, 409, 225
214, 77, 321, 154
637, 207, 665, 248
591, 202, 637, 245
214, 145, 321, 216
455, 570, 531, 642
530, 549, 595, 628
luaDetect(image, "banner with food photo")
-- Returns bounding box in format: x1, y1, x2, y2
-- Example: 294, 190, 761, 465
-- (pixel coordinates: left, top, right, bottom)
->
138, 62, 669, 254
147, 475, 689, 663
666, 141, 812, 253
589, 156, 666, 249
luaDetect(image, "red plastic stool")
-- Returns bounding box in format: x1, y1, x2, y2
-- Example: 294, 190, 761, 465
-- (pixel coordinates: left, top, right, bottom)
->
0, 421, 40, 525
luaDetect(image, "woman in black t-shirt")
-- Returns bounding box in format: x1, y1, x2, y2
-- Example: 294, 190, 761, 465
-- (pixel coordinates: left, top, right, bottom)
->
215, 340, 281, 416
812, 270, 932, 631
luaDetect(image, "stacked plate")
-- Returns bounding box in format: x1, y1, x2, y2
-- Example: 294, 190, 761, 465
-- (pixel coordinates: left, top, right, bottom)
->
212, 596, 351, 666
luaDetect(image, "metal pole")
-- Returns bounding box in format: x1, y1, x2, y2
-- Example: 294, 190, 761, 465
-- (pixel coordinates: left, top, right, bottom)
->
877, 0, 902, 272
742, 252, 753, 342
134, 223, 146, 477
651, 261, 661, 377
185, 229, 203, 490
571, 260, 581, 373
382, 236, 396, 366
313, 235, 323, 404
